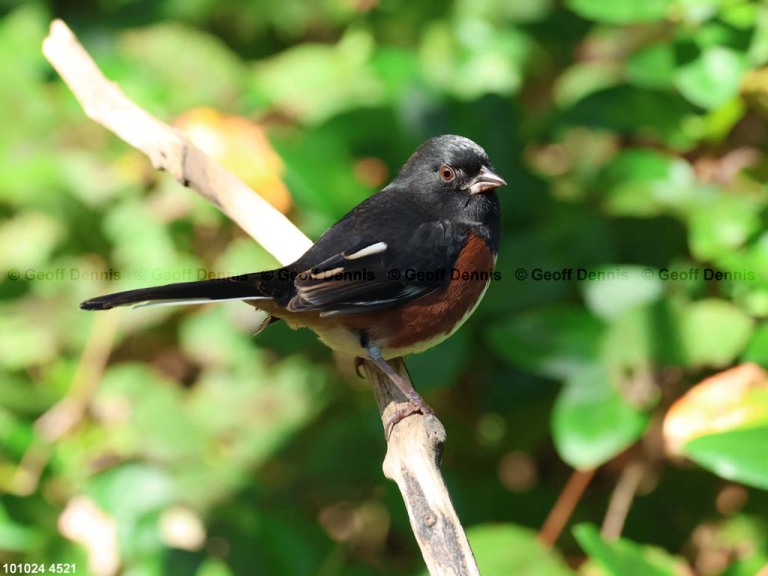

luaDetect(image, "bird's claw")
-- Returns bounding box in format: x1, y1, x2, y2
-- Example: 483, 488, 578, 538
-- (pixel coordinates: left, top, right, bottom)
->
354, 356, 366, 378
383, 398, 434, 439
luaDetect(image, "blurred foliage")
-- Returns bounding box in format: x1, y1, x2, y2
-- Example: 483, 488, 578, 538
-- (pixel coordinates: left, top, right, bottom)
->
2, 0, 768, 574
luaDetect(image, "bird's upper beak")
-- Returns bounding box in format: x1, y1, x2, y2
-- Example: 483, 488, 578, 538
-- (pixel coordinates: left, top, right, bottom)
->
465, 166, 507, 195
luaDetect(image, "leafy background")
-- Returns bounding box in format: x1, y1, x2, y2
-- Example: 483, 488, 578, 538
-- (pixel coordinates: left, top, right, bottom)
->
1, 0, 768, 574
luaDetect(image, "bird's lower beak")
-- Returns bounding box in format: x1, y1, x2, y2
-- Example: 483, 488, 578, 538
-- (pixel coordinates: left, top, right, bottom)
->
466, 166, 507, 195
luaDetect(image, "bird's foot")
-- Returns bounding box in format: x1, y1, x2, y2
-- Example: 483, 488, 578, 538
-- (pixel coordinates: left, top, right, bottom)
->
384, 393, 434, 439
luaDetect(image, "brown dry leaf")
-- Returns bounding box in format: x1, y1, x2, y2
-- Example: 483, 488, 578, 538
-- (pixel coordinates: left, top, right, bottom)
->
175, 107, 292, 214
663, 363, 768, 455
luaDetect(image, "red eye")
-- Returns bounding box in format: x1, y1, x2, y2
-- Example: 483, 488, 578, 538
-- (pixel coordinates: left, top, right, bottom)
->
439, 165, 455, 182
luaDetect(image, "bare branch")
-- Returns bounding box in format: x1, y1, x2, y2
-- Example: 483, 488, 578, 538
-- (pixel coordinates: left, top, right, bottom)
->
601, 461, 646, 540
43, 19, 479, 575
538, 468, 595, 548
365, 360, 480, 576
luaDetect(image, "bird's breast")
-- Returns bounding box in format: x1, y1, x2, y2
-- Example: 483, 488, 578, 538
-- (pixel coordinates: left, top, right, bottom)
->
371, 233, 496, 358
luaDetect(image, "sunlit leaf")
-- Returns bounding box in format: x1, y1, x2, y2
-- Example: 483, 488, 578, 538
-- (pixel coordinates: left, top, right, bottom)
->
419, 21, 532, 100
683, 427, 768, 489
664, 363, 768, 454
116, 23, 246, 114
251, 29, 384, 123
567, 0, 672, 23
599, 149, 695, 217
680, 299, 754, 367
466, 524, 573, 575
175, 107, 292, 213
0, 212, 63, 271
675, 47, 748, 109
688, 194, 762, 260
554, 62, 623, 107
581, 266, 663, 320
0, 305, 57, 369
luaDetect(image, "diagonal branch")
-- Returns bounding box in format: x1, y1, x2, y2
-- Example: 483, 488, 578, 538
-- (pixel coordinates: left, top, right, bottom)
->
43, 19, 478, 575
43, 19, 311, 266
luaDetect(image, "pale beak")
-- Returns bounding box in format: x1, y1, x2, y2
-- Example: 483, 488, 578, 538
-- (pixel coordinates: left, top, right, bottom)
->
465, 166, 507, 195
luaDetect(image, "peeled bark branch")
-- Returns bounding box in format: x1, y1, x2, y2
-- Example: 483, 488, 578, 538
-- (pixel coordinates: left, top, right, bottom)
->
43, 19, 479, 575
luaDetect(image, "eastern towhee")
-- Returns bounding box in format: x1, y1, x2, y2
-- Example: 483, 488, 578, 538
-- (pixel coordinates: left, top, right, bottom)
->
81, 135, 506, 431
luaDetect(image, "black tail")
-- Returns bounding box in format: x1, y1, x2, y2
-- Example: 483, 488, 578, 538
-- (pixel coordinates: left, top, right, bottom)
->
80, 272, 273, 310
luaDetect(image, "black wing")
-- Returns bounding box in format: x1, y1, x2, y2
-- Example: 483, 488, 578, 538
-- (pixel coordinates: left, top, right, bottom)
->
287, 220, 467, 316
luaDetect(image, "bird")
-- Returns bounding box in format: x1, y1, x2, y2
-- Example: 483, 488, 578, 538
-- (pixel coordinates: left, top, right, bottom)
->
81, 135, 506, 433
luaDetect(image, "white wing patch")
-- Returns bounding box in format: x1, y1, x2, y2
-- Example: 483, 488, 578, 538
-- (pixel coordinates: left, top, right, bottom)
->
310, 266, 345, 280
344, 242, 387, 260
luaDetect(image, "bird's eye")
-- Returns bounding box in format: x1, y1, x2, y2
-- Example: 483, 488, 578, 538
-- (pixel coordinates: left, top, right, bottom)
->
439, 165, 455, 182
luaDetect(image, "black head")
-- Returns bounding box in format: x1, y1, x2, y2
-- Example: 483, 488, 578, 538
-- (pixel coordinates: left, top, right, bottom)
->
396, 135, 506, 200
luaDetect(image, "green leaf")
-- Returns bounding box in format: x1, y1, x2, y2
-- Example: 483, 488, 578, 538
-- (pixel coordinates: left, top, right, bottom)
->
116, 23, 246, 114
564, 86, 696, 149
467, 524, 573, 575
627, 43, 678, 89
89, 463, 175, 522
276, 129, 370, 227
566, 0, 672, 24
419, 21, 532, 100
0, 211, 63, 270
721, 2, 759, 29
0, 305, 57, 369
553, 366, 649, 469
197, 558, 235, 576
0, 502, 39, 552
487, 306, 604, 380
681, 299, 754, 367
683, 427, 768, 489
574, 523, 687, 576
749, 1, 768, 65
676, 0, 745, 25
454, 0, 555, 23
712, 516, 768, 576
251, 29, 384, 123
554, 62, 623, 107
687, 97, 747, 143
180, 305, 263, 369
103, 199, 197, 281
688, 194, 762, 260
743, 323, 768, 368
599, 149, 695, 217
601, 300, 689, 370
675, 47, 748, 109
581, 266, 663, 320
